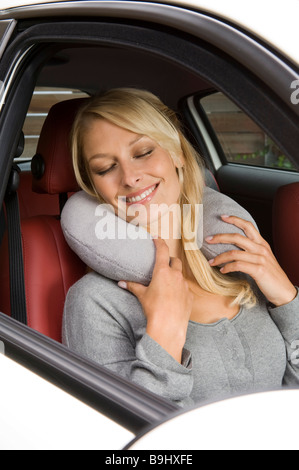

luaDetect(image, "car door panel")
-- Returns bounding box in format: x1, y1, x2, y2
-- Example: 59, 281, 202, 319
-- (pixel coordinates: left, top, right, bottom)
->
217, 164, 299, 248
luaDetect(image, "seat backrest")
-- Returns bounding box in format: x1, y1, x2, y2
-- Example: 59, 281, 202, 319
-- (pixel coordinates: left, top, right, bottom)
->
22, 216, 86, 341
273, 182, 299, 287
18, 171, 59, 219
0, 98, 88, 342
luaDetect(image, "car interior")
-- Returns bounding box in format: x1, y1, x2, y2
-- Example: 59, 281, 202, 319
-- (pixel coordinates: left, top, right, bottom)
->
0, 21, 298, 353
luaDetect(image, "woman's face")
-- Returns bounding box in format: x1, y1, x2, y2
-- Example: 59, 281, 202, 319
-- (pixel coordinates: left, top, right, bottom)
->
83, 118, 183, 229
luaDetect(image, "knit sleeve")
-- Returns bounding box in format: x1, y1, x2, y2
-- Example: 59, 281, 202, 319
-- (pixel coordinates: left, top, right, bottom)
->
62, 273, 194, 407
269, 288, 299, 386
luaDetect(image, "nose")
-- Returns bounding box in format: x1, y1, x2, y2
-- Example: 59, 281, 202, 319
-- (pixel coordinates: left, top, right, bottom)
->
120, 161, 143, 188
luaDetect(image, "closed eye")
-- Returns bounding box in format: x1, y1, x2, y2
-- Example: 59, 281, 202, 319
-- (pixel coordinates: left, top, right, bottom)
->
94, 149, 154, 176
95, 164, 117, 176
135, 149, 153, 159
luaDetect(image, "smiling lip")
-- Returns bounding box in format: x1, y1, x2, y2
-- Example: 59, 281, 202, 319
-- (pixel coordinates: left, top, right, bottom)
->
124, 183, 160, 205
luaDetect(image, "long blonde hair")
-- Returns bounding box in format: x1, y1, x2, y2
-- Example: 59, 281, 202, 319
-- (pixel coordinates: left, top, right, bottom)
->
72, 88, 256, 308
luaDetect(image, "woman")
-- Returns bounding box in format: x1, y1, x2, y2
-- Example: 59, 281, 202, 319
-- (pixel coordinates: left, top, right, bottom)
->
63, 88, 299, 407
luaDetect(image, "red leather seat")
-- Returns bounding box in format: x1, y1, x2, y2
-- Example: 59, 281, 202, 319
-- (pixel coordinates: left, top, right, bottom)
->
18, 171, 59, 219
0, 99, 87, 342
273, 182, 299, 287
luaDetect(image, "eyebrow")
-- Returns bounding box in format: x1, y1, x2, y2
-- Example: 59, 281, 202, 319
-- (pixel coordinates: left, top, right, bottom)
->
88, 135, 146, 162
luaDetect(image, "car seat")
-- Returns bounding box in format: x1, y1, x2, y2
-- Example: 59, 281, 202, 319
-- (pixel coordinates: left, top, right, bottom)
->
18, 170, 60, 219
273, 182, 299, 287
0, 99, 87, 342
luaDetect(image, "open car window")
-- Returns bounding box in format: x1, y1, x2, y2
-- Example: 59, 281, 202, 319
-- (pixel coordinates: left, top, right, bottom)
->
199, 92, 298, 172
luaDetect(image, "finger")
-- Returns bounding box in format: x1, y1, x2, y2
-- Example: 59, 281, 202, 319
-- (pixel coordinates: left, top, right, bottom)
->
153, 238, 171, 270
169, 257, 183, 271
219, 260, 260, 278
209, 250, 266, 268
118, 280, 146, 299
206, 232, 258, 253
221, 215, 267, 246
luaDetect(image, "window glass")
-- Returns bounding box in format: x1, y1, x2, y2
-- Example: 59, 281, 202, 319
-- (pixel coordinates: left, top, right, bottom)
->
200, 92, 297, 171
20, 87, 89, 161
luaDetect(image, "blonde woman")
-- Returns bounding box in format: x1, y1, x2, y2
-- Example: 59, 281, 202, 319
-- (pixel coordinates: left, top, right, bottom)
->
63, 88, 299, 406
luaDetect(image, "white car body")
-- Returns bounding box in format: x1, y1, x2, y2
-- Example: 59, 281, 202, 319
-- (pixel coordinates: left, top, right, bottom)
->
1, 351, 299, 450
0, 354, 134, 450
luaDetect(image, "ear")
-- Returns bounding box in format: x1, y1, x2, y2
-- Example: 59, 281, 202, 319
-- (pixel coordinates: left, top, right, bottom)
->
174, 151, 185, 169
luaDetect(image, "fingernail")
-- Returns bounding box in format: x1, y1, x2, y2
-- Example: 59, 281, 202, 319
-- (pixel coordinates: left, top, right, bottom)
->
222, 215, 230, 219
209, 259, 215, 265
118, 281, 128, 290
205, 236, 214, 242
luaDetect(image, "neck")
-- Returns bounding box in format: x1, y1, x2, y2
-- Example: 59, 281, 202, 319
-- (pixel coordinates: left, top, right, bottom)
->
146, 206, 183, 258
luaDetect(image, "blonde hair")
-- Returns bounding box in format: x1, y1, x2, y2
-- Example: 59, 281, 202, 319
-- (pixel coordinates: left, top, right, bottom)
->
72, 88, 257, 309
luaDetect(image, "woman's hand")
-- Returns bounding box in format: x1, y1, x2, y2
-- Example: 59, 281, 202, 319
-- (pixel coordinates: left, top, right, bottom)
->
207, 215, 297, 307
118, 238, 193, 363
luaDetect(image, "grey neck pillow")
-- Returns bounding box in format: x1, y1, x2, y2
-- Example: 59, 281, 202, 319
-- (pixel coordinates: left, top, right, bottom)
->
61, 187, 258, 285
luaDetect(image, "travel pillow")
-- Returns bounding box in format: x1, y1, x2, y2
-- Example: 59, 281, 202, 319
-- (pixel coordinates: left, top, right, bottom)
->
61, 187, 258, 285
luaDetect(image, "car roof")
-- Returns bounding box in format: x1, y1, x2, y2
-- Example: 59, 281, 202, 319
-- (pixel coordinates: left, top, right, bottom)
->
0, 0, 298, 65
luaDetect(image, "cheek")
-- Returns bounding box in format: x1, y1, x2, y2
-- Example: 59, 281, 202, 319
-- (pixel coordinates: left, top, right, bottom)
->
150, 152, 179, 180
144, 155, 165, 174
158, 160, 181, 192
90, 175, 115, 203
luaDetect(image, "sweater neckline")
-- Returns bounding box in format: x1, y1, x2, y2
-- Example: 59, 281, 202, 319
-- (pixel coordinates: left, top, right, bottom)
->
188, 306, 244, 327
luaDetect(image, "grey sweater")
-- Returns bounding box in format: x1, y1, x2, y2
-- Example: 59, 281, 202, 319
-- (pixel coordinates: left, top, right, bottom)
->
62, 272, 299, 407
